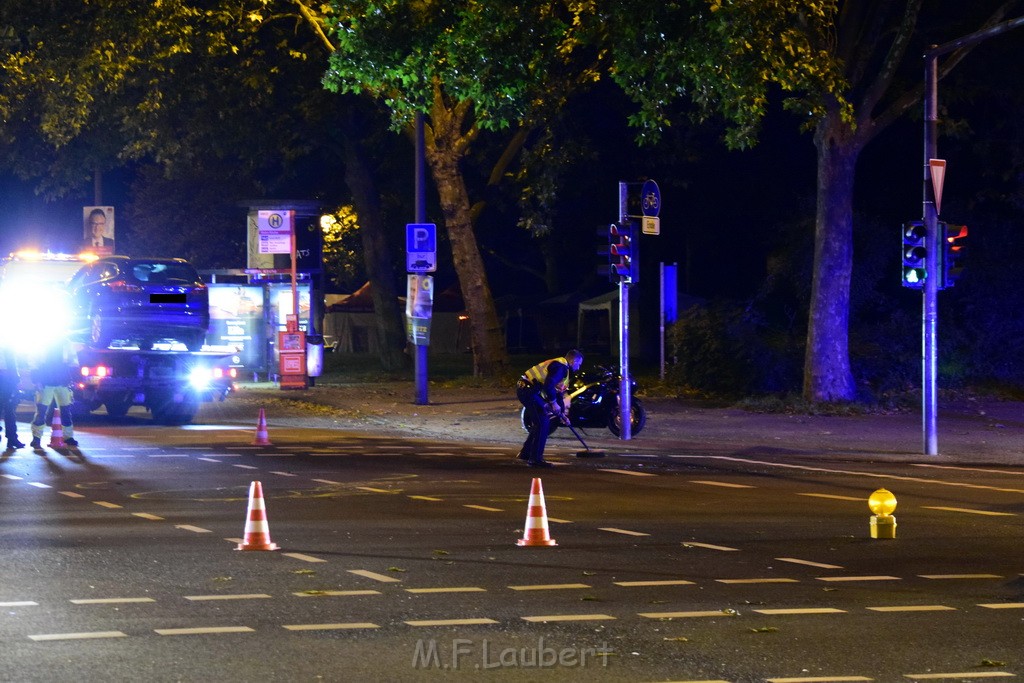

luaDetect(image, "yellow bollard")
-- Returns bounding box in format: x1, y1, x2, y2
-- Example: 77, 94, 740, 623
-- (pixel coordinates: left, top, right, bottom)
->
868, 488, 897, 539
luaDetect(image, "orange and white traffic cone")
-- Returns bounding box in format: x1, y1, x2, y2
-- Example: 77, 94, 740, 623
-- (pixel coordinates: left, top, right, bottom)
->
516, 477, 557, 547
236, 481, 280, 551
252, 407, 271, 446
48, 406, 66, 449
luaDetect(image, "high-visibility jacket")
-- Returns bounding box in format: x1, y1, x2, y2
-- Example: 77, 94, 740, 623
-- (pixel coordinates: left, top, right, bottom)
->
521, 357, 569, 403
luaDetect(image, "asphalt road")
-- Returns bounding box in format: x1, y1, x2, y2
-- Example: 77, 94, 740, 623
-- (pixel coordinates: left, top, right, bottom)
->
2, 407, 1024, 682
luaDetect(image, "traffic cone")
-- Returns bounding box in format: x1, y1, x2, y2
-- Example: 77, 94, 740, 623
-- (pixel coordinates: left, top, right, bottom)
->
236, 481, 280, 551
252, 407, 271, 446
48, 405, 66, 449
516, 478, 557, 547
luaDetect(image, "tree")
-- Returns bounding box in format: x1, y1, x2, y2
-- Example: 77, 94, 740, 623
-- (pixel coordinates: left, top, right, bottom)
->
611, 0, 1022, 402
321, 0, 606, 376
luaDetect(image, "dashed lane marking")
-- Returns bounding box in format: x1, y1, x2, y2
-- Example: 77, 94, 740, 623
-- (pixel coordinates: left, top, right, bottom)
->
27, 482, 51, 489
920, 574, 1003, 580
269, 471, 298, 477
817, 576, 900, 582
464, 504, 503, 512
978, 602, 1024, 609
776, 557, 844, 570
767, 677, 873, 682
257, 453, 295, 457
175, 525, 212, 534
28, 631, 127, 641
601, 468, 657, 477
93, 501, 122, 509
148, 454, 190, 458
902, 674, 1015, 680
283, 622, 380, 631
614, 580, 695, 587
59, 491, 85, 498
0, 601, 37, 607
409, 495, 443, 501
521, 614, 615, 623
682, 542, 739, 552
233, 464, 259, 470
348, 569, 402, 583
690, 480, 756, 489
599, 527, 650, 536
866, 605, 956, 612
1, 474, 22, 480
509, 583, 590, 591
639, 610, 736, 619
913, 463, 1024, 475
547, 517, 573, 523
197, 457, 221, 463
717, 578, 800, 585
405, 618, 498, 627
293, 590, 381, 597
356, 486, 395, 494
155, 626, 255, 636
753, 608, 846, 615
184, 594, 272, 602
921, 506, 1015, 516
283, 553, 326, 563
70, 598, 156, 605
404, 587, 486, 594
798, 493, 863, 501
312, 478, 342, 485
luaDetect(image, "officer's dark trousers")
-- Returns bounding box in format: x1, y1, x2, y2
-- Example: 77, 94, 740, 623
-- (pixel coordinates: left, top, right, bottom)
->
517, 384, 553, 464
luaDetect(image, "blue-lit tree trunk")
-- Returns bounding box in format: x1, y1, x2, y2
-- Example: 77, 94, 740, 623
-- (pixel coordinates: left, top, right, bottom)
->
804, 116, 859, 402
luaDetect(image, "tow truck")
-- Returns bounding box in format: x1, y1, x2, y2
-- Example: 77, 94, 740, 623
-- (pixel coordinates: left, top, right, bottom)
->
1, 250, 236, 424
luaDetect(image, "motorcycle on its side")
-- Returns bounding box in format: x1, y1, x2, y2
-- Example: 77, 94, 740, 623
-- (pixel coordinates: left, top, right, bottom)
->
520, 365, 646, 437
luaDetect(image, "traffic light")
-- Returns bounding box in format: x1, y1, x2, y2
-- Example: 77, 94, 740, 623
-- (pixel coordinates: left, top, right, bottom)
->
941, 222, 967, 289
597, 221, 640, 283
901, 221, 927, 289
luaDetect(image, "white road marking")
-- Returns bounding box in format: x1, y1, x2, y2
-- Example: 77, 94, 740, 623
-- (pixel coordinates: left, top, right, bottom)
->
817, 576, 900, 582
913, 463, 1024, 475
405, 618, 499, 626
509, 583, 590, 591
27, 482, 51, 489
682, 542, 739, 552
866, 605, 955, 612
599, 527, 650, 537
921, 506, 1014, 516
59, 491, 85, 498
521, 614, 615, 623
614, 580, 696, 587
1, 474, 23, 480
175, 525, 212, 534
283, 622, 379, 631
754, 608, 846, 615
312, 478, 342, 485
639, 610, 736, 619
348, 569, 402, 583
93, 501, 122, 509
902, 673, 1015, 680
233, 464, 259, 470
798, 493, 863, 501
404, 587, 486, 594
29, 631, 127, 641
718, 578, 799, 585
70, 598, 156, 605
547, 517, 573, 523
283, 553, 327, 563
155, 626, 255, 636
184, 594, 272, 601
293, 590, 381, 597
197, 457, 221, 463
409, 495, 443, 501
767, 677, 873, 682
601, 468, 656, 477
690, 480, 755, 489
356, 486, 395, 493
464, 504, 503, 512
978, 602, 1024, 609
776, 557, 844, 570
919, 574, 1002, 580
270, 471, 297, 477
0, 601, 38, 607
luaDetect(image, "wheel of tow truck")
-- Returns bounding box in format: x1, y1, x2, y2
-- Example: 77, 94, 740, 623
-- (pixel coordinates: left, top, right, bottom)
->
90, 314, 111, 349
607, 398, 647, 437
185, 332, 205, 352
104, 396, 132, 418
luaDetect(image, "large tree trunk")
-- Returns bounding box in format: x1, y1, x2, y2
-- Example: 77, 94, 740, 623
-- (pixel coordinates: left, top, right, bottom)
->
803, 117, 859, 402
425, 108, 509, 377
341, 114, 409, 373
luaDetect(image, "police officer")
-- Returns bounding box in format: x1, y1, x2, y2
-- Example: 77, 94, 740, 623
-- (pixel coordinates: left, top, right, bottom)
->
516, 349, 583, 467
29, 337, 79, 450
0, 345, 25, 450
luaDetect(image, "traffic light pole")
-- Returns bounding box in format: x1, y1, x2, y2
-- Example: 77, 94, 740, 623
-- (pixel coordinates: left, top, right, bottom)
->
920, 15, 1024, 455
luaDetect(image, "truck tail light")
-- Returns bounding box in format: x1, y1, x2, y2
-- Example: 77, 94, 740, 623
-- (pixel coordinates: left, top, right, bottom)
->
81, 365, 111, 378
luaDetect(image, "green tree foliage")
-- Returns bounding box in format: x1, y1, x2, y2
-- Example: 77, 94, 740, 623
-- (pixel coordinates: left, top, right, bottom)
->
322, 0, 607, 376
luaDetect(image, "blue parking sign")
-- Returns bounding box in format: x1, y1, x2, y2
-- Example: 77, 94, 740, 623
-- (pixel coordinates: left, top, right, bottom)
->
406, 223, 437, 272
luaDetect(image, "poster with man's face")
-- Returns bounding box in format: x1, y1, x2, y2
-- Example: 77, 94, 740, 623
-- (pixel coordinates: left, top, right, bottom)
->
83, 206, 115, 253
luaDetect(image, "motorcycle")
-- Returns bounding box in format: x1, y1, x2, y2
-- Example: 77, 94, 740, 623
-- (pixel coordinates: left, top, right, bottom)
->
520, 365, 646, 437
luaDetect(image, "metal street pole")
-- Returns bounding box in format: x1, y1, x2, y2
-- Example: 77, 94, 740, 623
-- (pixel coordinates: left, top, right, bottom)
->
920, 14, 1024, 455
617, 182, 632, 441
414, 113, 428, 405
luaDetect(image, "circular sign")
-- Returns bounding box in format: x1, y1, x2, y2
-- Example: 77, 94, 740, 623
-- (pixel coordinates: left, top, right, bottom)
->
641, 180, 661, 217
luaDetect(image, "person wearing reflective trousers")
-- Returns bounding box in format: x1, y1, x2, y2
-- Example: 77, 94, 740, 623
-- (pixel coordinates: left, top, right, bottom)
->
516, 349, 583, 467
0, 345, 25, 450
29, 337, 79, 449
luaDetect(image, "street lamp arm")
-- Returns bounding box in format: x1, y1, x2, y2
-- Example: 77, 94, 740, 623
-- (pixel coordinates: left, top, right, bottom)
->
925, 11, 1024, 59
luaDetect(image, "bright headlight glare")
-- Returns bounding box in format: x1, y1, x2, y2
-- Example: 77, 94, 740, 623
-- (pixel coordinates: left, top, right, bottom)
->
188, 367, 212, 390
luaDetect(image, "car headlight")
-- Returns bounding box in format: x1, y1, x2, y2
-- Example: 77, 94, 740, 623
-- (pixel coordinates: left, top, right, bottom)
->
188, 367, 212, 390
